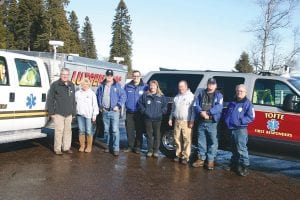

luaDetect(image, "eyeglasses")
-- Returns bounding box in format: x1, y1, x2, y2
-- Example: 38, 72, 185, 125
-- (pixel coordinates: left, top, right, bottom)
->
236, 90, 246, 93
132, 76, 140, 78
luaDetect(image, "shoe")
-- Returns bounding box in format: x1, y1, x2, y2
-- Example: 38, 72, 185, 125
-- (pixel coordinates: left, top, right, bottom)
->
55, 151, 63, 155
113, 151, 119, 156
79, 135, 85, 152
64, 149, 74, 154
181, 158, 188, 165
134, 148, 140, 154
192, 159, 205, 168
146, 152, 153, 157
207, 161, 214, 170
173, 157, 180, 162
153, 152, 159, 158
103, 149, 109, 153
123, 148, 132, 153
237, 166, 249, 177
85, 136, 93, 153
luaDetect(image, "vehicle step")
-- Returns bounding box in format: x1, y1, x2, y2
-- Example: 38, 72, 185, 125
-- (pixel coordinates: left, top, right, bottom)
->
0, 129, 47, 144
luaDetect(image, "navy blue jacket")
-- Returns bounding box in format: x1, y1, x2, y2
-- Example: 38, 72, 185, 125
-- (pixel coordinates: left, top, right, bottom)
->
124, 80, 148, 112
225, 97, 255, 129
96, 80, 126, 110
138, 92, 168, 121
194, 89, 223, 122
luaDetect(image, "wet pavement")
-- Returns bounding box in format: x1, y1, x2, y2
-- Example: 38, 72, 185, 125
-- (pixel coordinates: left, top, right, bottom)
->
0, 134, 300, 200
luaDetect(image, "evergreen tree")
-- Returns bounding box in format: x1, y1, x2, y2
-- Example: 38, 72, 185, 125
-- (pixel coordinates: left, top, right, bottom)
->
109, 0, 133, 71
38, 0, 76, 53
235, 52, 254, 73
0, 5, 7, 49
68, 10, 81, 53
81, 16, 97, 59
15, 0, 45, 51
6, 0, 18, 48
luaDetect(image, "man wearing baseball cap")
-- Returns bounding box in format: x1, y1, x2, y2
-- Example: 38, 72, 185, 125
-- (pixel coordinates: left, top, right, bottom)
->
192, 77, 223, 170
96, 69, 126, 156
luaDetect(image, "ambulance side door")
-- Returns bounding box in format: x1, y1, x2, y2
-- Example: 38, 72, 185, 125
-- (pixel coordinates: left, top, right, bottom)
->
0, 56, 14, 131
12, 57, 49, 129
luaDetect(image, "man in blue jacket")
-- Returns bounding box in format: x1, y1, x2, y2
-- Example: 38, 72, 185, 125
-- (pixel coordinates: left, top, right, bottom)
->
96, 69, 126, 156
192, 78, 223, 170
124, 70, 148, 153
225, 84, 255, 176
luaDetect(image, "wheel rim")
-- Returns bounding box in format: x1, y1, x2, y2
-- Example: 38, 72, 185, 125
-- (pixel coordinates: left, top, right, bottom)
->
162, 130, 175, 151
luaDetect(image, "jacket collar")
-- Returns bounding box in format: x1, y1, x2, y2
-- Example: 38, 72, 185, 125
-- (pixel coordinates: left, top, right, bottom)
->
103, 79, 117, 86
58, 78, 71, 86
235, 97, 247, 103
129, 79, 145, 87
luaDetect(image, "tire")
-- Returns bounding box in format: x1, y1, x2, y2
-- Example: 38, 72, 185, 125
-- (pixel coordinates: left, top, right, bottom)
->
159, 129, 176, 158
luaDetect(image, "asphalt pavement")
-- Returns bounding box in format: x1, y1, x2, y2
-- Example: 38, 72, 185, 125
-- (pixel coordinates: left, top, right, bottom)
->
0, 134, 299, 200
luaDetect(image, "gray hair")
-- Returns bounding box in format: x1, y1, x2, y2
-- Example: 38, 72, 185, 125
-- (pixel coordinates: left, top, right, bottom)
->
60, 68, 70, 74
236, 84, 247, 92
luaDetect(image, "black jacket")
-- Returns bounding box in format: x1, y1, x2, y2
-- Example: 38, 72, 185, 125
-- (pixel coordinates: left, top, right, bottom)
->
47, 79, 76, 117
138, 92, 167, 121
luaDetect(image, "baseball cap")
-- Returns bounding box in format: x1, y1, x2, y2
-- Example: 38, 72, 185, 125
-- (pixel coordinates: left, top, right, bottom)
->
106, 69, 114, 76
207, 77, 217, 84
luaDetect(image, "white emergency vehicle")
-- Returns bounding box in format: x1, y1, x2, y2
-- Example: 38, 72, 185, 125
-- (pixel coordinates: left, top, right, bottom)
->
0, 50, 127, 143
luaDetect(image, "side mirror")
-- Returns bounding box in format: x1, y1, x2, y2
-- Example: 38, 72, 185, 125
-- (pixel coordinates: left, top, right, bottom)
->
283, 94, 299, 112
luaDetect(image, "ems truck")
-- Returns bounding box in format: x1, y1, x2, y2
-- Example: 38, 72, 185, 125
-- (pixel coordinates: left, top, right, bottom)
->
142, 70, 300, 157
0, 50, 127, 144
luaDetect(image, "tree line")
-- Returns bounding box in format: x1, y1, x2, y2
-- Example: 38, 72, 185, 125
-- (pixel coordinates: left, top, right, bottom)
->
0, 0, 97, 58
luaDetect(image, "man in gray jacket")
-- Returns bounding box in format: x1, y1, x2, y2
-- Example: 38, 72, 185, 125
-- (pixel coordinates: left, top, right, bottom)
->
168, 80, 195, 164
47, 68, 76, 155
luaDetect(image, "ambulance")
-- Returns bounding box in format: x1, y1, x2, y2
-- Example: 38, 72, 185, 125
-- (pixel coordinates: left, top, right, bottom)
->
0, 50, 127, 143
142, 70, 300, 157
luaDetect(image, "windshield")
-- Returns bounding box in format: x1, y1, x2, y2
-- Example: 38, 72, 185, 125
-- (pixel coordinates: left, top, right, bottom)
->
289, 78, 300, 91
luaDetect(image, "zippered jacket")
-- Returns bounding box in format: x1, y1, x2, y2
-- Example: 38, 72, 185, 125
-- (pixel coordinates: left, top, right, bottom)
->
138, 92, 168, 121
225, 97, 255, 129
47, 79, 76, 117
124, 80, 148, 112
96, 80, 126, 110
194, 89, 223, 122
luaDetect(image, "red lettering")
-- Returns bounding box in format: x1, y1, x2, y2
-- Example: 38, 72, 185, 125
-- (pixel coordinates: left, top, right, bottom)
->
71, 71, 77, 84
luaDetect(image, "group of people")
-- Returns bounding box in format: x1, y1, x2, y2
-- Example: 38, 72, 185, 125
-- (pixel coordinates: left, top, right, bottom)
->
47, 68, 255, 177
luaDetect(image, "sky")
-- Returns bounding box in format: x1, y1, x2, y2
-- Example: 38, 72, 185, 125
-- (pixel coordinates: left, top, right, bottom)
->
67, 0, 300, 74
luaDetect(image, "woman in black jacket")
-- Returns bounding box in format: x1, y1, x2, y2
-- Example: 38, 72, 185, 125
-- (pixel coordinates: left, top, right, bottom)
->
138, 80, 167, 158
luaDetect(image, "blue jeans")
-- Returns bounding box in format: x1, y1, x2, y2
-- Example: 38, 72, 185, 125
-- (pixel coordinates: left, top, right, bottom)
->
196, 122, 218, 161
77, 115, 94, 135
102, 111, 120, 151
229, 128, 250, 167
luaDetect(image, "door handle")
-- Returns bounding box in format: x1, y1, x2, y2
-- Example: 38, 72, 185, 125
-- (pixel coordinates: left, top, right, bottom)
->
42, 93, 46, 102
9, 92, 15, 102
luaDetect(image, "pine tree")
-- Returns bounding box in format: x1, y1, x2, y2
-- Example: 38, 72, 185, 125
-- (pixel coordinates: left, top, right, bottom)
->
0, 5, 7, 49
68, 10, 82, 54
6, 0, 18, 48
81, 16, 97, 59
15, 0, 45, 51
38, 0, 76, 53
235, 52, 254, 73
109, 0, 133, 71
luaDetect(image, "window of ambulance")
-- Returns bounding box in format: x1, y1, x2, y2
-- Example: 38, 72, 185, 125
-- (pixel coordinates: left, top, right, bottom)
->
147, 73, 203, 97
252, 79, 299, 109
15, 58, 42, 87
0, 56, 9, 86
212, 76, 245, 103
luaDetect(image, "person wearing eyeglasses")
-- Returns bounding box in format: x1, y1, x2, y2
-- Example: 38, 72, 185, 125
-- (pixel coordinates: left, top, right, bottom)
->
224, 84, 255, 176
124, 70, 148, 154
47, 68, 76, 155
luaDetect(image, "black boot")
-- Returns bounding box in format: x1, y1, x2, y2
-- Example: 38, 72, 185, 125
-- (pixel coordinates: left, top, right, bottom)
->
237, 165, 249, 177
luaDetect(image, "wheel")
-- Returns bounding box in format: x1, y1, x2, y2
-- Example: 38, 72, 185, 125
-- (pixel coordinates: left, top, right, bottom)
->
159, 129, 176, 158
